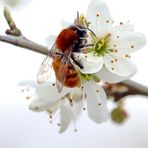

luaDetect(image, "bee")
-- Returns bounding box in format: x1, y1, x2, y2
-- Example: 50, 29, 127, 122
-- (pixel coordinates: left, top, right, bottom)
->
37, 13, 94, 92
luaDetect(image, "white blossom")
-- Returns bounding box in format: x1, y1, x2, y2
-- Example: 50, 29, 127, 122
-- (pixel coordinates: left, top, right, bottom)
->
19, 80, 109, 133
75, 0, 146, 83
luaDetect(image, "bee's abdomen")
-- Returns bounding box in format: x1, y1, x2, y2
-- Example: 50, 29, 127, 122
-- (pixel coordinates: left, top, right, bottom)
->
65, 69, 80, 88
52, 58, 80, 88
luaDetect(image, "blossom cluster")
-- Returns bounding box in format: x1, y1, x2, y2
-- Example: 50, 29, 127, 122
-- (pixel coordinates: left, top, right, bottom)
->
20, 0, 146, 133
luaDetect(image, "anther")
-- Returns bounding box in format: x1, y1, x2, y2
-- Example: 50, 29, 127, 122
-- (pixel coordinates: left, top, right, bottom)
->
98, 103, 101, 106
96, 90, 99, 93
96, 13, 100, 17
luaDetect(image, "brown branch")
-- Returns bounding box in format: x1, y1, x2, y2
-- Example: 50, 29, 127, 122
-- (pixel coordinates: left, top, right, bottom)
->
4, 7, 21, 36
104, 80, 148, 101
0, 35, 48, 55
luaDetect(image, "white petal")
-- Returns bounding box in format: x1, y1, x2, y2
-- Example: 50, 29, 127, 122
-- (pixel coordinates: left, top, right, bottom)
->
87, 0, 112, 38
112, 22, 134, 33
109, 31, 146, 54
29, 82, 70, 112
104, 55, 137, 77
70, 88, 84, 120
96, 67, 137, 83
29, 98, 60, 112
46, 35, 56, 50
83, 81, 109, 123
36, 82, 70, 100
59, 100, 73, 133
18, 80, 37, 87
61, 20, 72, 28
73, 52, 103, 74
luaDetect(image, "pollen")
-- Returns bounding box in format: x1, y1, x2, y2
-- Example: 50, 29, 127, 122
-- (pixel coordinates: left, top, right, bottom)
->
88, 22, 91, 25
98, 103, 101, 106
26, 96, 30, 99
125, 54, 129, 58
96, 90, 99, 93
111, 60, 114, 63
49, 115, 52, 119
96, 13, 100, 17
57, 123, 61, 126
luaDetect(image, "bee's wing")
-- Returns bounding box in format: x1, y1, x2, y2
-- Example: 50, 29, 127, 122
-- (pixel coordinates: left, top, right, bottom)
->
37, 55, 54, 84
56, 49, 72, 92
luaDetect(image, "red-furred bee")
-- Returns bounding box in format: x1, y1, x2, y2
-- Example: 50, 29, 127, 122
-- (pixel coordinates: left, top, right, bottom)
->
37, 13, 95, 92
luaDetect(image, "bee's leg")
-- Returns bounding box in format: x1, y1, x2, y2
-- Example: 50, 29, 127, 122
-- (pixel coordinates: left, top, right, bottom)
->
71, 54, 84, 69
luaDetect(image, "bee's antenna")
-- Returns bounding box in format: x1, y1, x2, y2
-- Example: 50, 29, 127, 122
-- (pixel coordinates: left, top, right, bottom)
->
77, 11, 80, 24
86, 27, 96, 38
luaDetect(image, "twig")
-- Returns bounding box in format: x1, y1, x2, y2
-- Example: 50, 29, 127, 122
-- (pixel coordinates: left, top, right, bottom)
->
0, 7, 148, 101
4, 7, 21, 36
1, 7, 48, 55
0, 35, 48, 55
104, 80, 148, 101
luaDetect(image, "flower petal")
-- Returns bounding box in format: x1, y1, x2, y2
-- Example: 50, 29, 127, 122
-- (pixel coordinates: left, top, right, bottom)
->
87, 0, 112, 38
83, 81, 109, 123
70, 88, 84, 120
104, 55, 137, 77
96, 67, 137, 83
109, 31, 146, 54
59, 100, 73, 133
46, 35, 56, 49
73, 52, 103, 74
112, 22, 134, 33
29, 82, 70, 112
18, 80, 37, 88
29, 98, 60, 112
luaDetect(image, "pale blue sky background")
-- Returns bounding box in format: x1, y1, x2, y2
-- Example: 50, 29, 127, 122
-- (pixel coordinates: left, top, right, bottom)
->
0, 0, 148, 147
